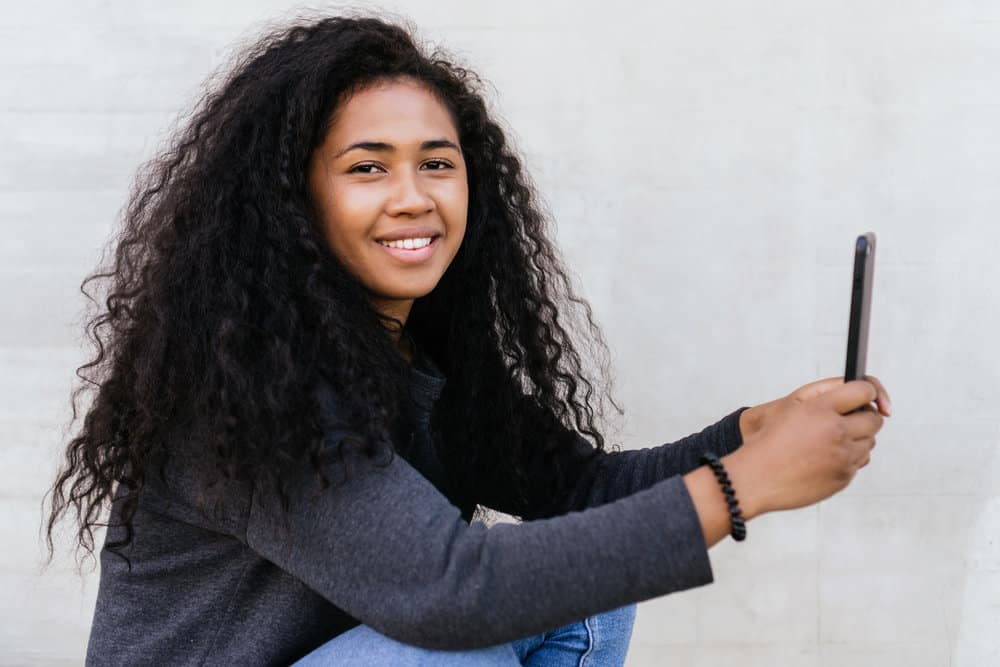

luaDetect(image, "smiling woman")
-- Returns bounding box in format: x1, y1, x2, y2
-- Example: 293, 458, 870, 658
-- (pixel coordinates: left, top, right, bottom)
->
42, 9, 889, 667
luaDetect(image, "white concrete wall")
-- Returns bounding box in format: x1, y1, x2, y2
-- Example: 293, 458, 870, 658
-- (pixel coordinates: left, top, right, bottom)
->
3, 1, 998, 664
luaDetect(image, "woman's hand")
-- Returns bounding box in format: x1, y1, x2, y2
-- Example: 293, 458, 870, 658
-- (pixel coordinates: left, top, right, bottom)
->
725, 378, 890, 516
740, 374, 892, 443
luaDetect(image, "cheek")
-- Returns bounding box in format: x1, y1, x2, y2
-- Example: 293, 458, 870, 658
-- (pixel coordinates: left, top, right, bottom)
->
440, 181, 469, 228
322, 188, 379, 241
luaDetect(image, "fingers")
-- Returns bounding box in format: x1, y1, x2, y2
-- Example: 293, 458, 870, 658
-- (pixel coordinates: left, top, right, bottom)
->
839, 395, 882, 472
844, 406, 884, 440
863, 374, 893, 417
796, 375, 892, 419
822, 379, 879, 415
853, 435, 877, 469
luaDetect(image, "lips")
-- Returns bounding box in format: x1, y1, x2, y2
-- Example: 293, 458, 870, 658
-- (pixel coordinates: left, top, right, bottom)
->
374, 226, 443, 243
376, 235, 441, 264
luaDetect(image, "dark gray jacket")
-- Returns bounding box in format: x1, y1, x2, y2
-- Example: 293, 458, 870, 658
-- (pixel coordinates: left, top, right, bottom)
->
85, 346, 749, 665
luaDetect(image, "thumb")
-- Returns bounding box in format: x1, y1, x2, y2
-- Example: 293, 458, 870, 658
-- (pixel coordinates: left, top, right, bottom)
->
819, 380, 877, 415
791, 376, 847, 401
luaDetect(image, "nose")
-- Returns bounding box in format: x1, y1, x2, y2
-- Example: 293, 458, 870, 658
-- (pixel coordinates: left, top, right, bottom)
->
385, 169, 435, 217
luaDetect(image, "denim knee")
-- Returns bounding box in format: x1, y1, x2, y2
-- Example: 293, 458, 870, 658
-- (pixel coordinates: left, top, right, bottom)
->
581, 603, 637, 666
293, 605, 638, 666
512, 603, 638, 667
291, 623, 521, 666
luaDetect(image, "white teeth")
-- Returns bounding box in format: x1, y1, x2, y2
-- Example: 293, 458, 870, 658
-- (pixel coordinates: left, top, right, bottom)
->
378, 237, 433, 250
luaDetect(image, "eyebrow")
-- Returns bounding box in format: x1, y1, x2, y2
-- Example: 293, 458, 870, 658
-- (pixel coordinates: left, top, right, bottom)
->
333, 139, 461, 159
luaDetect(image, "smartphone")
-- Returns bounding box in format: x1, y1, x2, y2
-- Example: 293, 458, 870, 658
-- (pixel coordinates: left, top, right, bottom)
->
845, 232, 876, 386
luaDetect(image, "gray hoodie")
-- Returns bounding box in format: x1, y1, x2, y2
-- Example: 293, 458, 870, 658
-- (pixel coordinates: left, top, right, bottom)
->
85, 346, 749, 665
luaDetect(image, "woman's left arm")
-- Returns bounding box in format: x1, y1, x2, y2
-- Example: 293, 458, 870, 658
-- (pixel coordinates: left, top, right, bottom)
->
504, 373, 891, 519
478, 394, 753, 520
563, 404, 753, 513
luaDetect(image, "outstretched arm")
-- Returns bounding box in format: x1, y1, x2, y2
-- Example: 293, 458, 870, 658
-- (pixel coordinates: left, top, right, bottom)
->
574, 405, 752, 510
476, 393, 753, 519
245, 429, 718, 652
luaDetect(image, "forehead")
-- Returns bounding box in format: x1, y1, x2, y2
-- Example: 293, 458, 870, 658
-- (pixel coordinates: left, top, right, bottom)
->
328, 79, 459, 145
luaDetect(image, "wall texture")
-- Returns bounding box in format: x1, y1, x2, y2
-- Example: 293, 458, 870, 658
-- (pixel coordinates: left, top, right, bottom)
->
3, 1, 998, 665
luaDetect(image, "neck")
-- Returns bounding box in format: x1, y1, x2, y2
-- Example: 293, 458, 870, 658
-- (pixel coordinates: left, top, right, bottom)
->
371, 298, 415, 363
398, 333, 414, 364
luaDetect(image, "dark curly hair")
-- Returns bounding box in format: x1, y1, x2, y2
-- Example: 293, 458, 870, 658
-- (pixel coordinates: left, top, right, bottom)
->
44, 10, 623, 570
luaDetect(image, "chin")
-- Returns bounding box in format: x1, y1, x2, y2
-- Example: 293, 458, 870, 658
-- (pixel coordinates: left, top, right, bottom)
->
378, 285, 439, 301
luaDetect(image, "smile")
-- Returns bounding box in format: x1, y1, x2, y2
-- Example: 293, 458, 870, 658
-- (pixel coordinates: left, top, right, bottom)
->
376, 236, 441, 264
377, 236, 434, 250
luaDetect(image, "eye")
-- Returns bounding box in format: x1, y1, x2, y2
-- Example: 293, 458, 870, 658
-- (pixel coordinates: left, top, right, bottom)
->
348, 163, 384, 174
422, 159, 454, 170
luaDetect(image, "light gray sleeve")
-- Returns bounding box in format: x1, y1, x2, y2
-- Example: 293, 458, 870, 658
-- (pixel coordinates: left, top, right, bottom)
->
244, 435, 716, 652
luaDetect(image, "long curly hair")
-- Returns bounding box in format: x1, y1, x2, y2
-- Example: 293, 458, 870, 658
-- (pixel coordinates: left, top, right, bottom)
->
44, 10, 623, 570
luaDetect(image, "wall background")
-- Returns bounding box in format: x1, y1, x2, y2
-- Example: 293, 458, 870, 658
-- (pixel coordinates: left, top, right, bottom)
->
3, 1, 998, 665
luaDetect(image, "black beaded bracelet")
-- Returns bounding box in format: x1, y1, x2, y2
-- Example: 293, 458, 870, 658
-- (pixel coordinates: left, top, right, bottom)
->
699, 452, 747, 542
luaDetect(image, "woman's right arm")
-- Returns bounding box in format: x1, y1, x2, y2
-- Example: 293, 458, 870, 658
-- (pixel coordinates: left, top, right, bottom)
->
242, 379, 883, 651
244, 432, 720, 653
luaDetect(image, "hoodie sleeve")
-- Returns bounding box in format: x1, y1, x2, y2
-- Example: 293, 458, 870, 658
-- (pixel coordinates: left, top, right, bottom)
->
244, 428, 718, 652
475, 395, 751, 520
575, 406, 751, 510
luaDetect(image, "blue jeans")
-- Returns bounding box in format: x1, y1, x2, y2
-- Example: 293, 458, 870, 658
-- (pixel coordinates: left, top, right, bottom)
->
291, 603, 637, 666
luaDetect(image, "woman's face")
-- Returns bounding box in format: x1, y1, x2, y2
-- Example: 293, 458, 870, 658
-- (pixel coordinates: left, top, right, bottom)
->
307, 77, 469, 326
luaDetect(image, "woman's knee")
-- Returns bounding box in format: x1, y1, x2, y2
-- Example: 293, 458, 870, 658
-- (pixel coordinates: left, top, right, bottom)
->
514, 604, 638, 666
594, 602, 637, 634
292, 624, 521, 666
582, 603, 637, 664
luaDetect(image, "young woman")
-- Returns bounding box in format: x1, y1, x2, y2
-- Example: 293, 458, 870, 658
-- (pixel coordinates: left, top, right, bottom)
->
45, 12, 891, 666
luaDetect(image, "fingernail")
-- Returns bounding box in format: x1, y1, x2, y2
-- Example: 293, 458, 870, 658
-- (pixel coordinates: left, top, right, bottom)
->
886, 398, 893, 416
